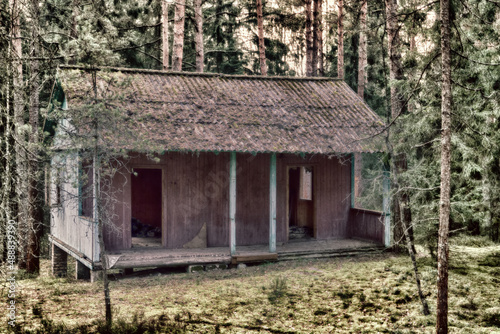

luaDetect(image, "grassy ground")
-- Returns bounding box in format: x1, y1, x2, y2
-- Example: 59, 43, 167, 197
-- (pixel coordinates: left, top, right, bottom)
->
3, 237, 500, 333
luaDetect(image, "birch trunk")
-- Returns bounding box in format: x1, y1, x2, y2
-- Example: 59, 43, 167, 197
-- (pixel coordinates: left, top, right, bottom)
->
172, 0, 186, 71
436, 0, 452, 331
256, 0, 267, 76
337, 0, 344, 79
194, 0, 204, 72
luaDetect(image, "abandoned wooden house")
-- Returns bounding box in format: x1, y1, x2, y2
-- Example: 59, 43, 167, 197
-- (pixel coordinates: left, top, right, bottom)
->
49, 66, 390, 281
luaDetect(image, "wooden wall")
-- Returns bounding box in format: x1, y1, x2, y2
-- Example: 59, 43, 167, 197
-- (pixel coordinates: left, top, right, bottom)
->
348, 208, 385, 244
236, 154, 270, 246
103, 152, 353, 250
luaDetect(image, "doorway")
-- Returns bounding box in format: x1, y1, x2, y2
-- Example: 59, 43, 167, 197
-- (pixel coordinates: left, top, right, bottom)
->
131, 168, 162, 247
288, 166, 314, 240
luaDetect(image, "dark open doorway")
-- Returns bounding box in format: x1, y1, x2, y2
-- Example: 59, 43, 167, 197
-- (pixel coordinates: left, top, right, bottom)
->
131, 168, 162, 247
288, 166, 314, 240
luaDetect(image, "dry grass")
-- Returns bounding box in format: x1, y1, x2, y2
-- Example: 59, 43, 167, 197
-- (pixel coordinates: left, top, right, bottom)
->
3, 239, 500, 333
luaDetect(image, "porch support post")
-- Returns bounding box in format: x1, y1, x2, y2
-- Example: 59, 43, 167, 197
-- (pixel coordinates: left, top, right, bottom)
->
383, 165, 391, 247
229, 152, 236, 255
269, 153, 277, 253
350, 153, 355, 208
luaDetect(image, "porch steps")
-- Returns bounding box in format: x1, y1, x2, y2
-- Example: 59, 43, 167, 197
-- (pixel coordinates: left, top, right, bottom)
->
278, 245, 386, 261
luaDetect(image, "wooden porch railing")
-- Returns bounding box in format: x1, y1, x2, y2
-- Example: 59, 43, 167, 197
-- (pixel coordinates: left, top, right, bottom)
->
348, 208, 385, 244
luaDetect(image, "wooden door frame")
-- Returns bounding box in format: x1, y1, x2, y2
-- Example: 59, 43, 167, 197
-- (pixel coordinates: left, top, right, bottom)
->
285, 164, 317, 241
130, 165, 167, 247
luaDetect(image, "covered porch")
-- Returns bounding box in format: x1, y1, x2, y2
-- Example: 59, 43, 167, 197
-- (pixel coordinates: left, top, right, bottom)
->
104, 238, 385, 270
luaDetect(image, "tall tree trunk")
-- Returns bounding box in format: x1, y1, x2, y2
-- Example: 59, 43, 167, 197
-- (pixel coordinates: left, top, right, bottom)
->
354, 0, 368, 207
162, 0, 169, 70
10, 0, 28, 269
436, 0, 452, 331
69, 0, 79, 64
256, 0, 267, 75
194, 0, 204, 72
172, 0, 186, 71
91, 71, 112, 325
385, 0, 413, 252
26, 0, 42, 274
317, 0, 324, 76
1, 37, 13, 262
337, 0, 344, 79
305, 0, 313, 76
311, 0, 321, 76
358, 0, 367, 99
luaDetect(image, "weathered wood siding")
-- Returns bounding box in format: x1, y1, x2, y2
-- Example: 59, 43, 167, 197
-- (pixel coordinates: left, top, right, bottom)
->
348, 208, 384, 244
235, 154, 270, 246
50, 153, 96, 260
102, 152, 353, 250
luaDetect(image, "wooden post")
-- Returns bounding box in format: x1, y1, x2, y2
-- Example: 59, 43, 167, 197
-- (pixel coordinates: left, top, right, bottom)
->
350, 153, 355, 208
229, 152, 236, 255
383, 166, 391, 247
269, 153, 277, 253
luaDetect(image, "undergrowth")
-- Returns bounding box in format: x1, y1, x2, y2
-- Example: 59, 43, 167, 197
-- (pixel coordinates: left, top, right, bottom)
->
4, 238, 500, 333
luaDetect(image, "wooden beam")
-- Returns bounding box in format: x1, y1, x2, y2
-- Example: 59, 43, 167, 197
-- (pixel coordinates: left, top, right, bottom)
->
232, 253, 278, 264
350, 153, 355, 208
229, 152, 236, 255
383, 166, 391, 247
269, 153, 277, 253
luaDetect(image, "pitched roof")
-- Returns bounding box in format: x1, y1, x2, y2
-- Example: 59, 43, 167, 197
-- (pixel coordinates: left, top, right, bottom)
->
56, 66, 385, 154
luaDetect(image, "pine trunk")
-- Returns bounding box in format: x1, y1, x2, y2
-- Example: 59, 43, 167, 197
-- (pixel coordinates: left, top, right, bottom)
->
194, 0, 204, 72
436, 0, 452, 331
256, 0, 267, 76
10, 0, 28, 269
357, 0, 367, 99
172, 0, 186, 71
337, 0, 344, 79
311, 0, 320, 76
317, 0, 324, 76
26, 0, 42, 274
385, 0, 408, 251
305, 0, 313, 76
354, 0, 368, 206
162, 0, 169, 70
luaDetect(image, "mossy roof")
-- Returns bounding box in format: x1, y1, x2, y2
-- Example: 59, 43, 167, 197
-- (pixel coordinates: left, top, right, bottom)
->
56, 66, 385, 154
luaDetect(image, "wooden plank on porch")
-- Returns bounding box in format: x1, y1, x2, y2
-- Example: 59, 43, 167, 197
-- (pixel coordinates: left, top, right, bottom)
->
231, 252, 278, 264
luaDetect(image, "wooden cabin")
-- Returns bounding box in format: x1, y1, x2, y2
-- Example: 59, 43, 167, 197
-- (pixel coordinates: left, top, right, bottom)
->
49, 66, 390, 280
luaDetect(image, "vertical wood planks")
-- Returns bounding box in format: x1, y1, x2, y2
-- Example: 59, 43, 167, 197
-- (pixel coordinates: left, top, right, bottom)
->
269, 153, 277, 253
229, 152, 236, 255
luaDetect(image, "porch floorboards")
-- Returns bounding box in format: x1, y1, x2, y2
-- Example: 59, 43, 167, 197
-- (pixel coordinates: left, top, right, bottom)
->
106, 238, 385, 270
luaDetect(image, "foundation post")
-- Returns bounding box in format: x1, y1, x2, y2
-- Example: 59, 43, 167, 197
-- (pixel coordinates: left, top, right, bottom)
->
51, 243, 68, 277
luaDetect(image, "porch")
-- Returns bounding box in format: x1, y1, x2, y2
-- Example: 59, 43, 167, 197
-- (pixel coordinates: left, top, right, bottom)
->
104, 238, 385, 270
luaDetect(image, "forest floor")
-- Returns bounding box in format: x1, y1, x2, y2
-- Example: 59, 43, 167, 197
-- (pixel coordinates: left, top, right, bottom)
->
4, 236, 500, 333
